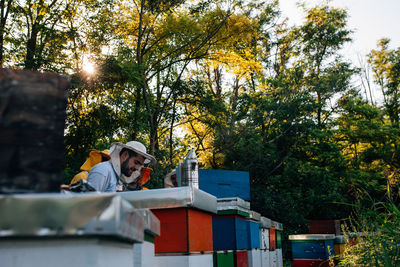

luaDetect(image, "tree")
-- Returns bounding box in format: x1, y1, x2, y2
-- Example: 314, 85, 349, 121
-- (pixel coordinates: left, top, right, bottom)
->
180, 0, 278, 167
0, 0, 14, 66
367, 40, 400, 197
103, 0, 240, 158
7, 0, 86, 71
336, 91, 389, 200
368, 39, 400, 129
295, 3, 354, 128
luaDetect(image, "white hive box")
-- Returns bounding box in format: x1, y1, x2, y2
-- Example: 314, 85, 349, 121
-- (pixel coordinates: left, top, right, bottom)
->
277, 248, 283, 267
154, 254, 213, 267
0, 193, 145, 267
248, 249, 262, 267
270, 249, 278, 267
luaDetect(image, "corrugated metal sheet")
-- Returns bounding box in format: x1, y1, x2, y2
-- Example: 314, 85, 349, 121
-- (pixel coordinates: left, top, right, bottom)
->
0, 193, 144, 243
137, 209, 160, 237
120, 187, 217, 214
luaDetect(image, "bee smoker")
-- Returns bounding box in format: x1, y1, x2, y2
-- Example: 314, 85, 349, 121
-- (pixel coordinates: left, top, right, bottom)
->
178, 149, 199, 188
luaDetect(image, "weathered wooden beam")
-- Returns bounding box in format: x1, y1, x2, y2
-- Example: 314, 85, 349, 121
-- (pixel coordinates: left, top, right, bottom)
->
0, 68, 69, 193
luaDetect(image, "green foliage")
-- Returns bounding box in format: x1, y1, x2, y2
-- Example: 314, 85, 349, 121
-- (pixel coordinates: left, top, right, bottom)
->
337, 188, 400, 266
368, 39, 400, 129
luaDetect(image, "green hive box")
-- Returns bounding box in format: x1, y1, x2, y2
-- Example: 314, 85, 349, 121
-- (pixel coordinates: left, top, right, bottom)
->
213, 251, 234, 267
276, 230, 282, 249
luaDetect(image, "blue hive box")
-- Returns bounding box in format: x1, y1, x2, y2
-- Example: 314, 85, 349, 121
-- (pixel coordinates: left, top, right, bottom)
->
199, 169, 250, 201
289, 234, 335, 260
212, 215, 249, 250
247, 220, 261, 249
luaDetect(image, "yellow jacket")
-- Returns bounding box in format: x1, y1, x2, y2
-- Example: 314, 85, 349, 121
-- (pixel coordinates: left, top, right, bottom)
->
70, 149, 110, 184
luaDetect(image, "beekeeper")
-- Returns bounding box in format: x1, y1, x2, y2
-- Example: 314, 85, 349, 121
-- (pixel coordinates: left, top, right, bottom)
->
164, 170, 177, 188
86, 141, 156, 192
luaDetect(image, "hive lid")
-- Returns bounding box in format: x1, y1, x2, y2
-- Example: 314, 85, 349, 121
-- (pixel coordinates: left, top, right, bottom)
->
289, 234, 335, 240
249, 210, 261, 221
217, 206, 250, 217
217, 197, 250, 209
334, 235, 345, 244
0, 193, 144, 243
275, 222, 284, 231
271, 220, 284, 230
216, 197, 253, 217
120, 186, 217, 214
137, 209, 160, 237
260, 217, 272, 228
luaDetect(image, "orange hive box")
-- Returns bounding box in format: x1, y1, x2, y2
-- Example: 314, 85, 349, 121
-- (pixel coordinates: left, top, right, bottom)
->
152, 207, 213, 254
269, 228, 276, 251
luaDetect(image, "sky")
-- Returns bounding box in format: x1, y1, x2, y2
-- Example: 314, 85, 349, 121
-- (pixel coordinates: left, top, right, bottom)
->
279, 0, 400, 102
279, 0, 400, 60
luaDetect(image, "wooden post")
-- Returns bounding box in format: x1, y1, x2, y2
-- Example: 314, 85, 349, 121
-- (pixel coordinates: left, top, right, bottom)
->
0, 68, 69, 193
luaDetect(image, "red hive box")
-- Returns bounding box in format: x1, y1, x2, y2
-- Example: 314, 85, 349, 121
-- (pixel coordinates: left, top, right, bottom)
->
293, 259, 331, 267
269, 228, 276, 251
152, 207, 213, 253
308, 220, 341, 235
234, 250, 249, 267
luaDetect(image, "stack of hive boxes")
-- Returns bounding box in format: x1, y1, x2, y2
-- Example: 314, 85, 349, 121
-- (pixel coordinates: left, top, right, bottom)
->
260, 217, 272, 266
247, 210, 262, 267
288, 219, 343, 266
200, 169, 251, 267
270, 221, 284, 267
198, 169, 284, 267
289, 234, 335, 267
212, 197, 255, 267
276, 222, 284, 267
212, 198, 284, 267
269, 221, 276, 267
121, 187, 217, 267
120, 168, 284, 267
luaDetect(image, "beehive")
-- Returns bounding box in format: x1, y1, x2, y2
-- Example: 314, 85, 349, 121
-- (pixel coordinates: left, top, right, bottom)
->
153, 207, 213, 253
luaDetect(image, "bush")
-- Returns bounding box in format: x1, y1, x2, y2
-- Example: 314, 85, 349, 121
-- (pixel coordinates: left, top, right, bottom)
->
337, 186, 400, 266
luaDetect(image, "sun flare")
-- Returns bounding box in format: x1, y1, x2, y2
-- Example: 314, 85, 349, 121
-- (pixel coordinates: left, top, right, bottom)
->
82, 56, 95, 74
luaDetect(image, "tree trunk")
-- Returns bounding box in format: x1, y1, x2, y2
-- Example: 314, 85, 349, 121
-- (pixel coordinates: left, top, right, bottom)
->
25, 24, 39, 70
130, 86, 141, 140
0, 33, 3, 66
169, 97, 177, 166
0, 0, 13, 66
0, 68, 69, 193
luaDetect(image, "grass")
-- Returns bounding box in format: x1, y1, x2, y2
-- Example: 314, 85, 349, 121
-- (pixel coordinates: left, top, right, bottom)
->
336, 184, 400, 266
